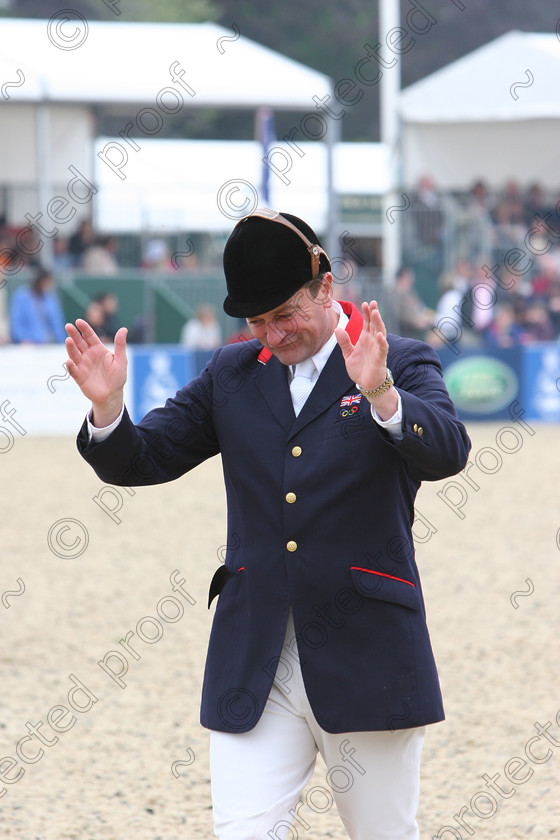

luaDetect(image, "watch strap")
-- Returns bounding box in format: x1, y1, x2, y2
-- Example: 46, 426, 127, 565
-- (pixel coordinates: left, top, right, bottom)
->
356, 368, 394, 399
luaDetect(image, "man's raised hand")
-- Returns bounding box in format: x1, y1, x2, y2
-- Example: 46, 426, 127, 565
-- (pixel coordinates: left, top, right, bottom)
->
65, 319, 128, 427
335, 301, 389, 389
335, 301, 398, 421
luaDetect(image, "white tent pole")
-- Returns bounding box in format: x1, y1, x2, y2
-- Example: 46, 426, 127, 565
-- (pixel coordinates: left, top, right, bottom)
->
36, 80, 53, 270
380, 0, 401, 308
326, 85, 340, 265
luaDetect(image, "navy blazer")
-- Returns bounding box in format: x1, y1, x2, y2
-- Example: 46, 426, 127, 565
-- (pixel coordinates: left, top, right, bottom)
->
78, 301, 471, 734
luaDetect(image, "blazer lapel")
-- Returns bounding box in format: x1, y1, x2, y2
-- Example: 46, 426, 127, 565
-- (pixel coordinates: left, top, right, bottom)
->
254, 354, 295, 434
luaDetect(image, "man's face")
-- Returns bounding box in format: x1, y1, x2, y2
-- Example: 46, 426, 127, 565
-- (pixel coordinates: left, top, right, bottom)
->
246, 274, 336, 366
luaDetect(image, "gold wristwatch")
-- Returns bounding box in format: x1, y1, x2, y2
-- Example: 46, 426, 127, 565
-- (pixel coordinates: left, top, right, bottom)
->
357, 368, 394, 398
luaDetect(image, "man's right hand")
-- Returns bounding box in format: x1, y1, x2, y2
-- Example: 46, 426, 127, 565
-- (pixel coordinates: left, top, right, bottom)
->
65, 319, 128, 428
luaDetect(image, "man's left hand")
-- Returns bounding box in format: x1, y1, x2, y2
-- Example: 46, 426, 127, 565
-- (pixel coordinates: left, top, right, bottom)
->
335, 301, 398, 421
335, 300, 389, 388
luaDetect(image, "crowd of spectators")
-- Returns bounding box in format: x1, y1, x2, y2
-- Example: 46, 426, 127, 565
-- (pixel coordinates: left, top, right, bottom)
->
401, 177, 560, 348
395, 259, 560, 350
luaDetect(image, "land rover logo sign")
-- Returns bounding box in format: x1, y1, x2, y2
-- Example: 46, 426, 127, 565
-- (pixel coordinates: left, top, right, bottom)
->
443, 356, 519, 414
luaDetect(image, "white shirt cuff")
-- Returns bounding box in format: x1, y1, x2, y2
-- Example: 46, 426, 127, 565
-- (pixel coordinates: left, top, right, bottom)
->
370, 389, 403, 440
86, 404, 125, 443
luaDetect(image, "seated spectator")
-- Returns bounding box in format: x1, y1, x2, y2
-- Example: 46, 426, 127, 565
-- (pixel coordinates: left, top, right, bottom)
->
83, 300, 113, 344
493, 181, 525, 227
430, 267, 483, 350
465, 180, 495, 262
394, 266, 434, 340
409, 174, 445, 265
524, 183, 554, 228
94, 291, 121, 340
531, 255, 558, 299
468, 262, 499, 337
128, 312, 152, 344
10, 268, 66, 344
493, 181, 527, 258
81, 235, 119, 275
142, 238, 174, 272
180, 304, 222, 349
520, 300, 555, 343
52, 237, 74, 273
484, 303, 525, 347
13, 226, 42, 272
434, 271, 463, 324
452, 259, 472, 295
68, 219, 95, 267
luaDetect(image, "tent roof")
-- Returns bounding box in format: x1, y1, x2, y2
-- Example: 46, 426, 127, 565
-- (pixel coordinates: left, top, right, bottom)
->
0, 18, 332, 108
398, 31, 560, 123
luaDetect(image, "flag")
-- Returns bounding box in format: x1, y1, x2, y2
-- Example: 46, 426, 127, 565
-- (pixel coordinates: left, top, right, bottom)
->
340, 394, 362, 407
255, 107, 275, 205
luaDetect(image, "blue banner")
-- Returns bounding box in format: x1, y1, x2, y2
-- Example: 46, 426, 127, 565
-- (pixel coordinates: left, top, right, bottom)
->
522, 344, 560, 422
130, 347, 214, 423
130, 347, 193, 423
128, 344, 559, 426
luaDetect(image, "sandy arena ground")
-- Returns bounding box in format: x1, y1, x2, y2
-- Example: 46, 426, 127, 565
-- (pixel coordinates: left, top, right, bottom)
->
0, 421, 559, 839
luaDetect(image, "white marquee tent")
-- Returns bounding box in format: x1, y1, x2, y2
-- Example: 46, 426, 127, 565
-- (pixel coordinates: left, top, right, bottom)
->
0, 18, 341, 250
0, 18, 332, 108
398, 31, 560, 189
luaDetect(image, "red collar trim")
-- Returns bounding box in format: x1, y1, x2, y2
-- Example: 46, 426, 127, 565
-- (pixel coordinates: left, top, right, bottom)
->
257, 300, 363, 365
340, 299, 363, 344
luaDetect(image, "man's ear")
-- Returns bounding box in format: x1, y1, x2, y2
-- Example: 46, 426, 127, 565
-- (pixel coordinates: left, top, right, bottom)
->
319, 273, 334, 307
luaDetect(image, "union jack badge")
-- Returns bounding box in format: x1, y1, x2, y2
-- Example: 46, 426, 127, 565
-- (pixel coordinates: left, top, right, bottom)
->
340, 393, 362, 408
339, 393, 362, 417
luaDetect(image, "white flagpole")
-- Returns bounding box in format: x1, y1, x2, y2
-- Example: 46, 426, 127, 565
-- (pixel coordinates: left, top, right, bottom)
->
380, 0, 402, 322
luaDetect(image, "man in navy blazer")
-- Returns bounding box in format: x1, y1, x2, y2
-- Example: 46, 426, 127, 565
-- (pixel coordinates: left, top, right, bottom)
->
67, 210, 470, 840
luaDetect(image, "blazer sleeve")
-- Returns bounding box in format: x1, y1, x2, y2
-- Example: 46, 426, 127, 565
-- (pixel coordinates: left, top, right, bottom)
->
385, 336, 471, 482
77, 352, 220, 487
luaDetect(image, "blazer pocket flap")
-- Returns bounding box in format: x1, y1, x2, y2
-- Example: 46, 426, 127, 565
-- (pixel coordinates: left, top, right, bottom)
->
350, 567, 420, 611
208, 565, 237, 608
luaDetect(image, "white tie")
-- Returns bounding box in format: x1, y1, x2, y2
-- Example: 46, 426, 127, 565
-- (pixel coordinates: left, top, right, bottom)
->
289, 358, 316, 416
